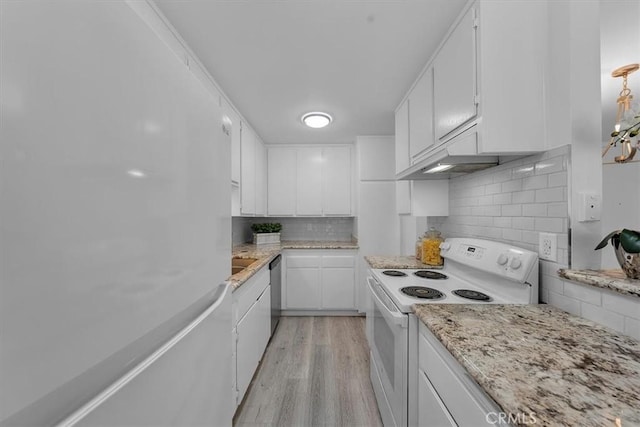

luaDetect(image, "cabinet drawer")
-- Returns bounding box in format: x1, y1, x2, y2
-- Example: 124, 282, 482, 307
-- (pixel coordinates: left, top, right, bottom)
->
321, 255, 355, 268
287, 255, 321, 268
234, 266, 269, 323
419, 325, 499, 426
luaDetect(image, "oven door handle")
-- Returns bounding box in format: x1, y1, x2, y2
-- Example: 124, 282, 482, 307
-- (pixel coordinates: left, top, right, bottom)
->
367, 277, 408, 328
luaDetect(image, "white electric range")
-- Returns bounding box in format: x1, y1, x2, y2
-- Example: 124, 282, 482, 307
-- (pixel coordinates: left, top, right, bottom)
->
365, 238, 539, 427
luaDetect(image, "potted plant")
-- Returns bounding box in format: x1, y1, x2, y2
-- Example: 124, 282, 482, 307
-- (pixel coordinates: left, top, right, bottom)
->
251, 223, 282, 245
595, 229, 640, 279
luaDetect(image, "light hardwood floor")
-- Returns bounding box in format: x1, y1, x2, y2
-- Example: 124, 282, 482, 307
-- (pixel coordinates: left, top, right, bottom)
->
233, 316, 383, 427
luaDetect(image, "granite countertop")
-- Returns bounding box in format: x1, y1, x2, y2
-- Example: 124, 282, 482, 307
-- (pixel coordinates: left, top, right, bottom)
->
413, 304, 640, 426
364, 255, 443, 269
558, 268, 640, 298
229, 240, 359, 290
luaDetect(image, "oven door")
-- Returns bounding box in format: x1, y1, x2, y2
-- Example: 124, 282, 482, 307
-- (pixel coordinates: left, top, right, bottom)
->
366, 275, 408, 427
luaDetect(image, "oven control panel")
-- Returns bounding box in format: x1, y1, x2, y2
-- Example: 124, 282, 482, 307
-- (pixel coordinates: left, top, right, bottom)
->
441, 238, 538, 283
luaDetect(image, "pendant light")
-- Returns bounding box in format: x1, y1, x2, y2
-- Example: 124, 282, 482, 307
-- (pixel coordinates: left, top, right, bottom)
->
602, 63, 640, 163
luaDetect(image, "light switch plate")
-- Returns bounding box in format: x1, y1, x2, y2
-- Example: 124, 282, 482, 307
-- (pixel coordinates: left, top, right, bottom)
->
539, 232, 557, 262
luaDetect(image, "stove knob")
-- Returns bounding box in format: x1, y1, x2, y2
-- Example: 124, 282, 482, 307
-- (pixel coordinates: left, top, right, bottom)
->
510, 258, 522, 269
497, 253, 508, 265
440, 242, 451, 251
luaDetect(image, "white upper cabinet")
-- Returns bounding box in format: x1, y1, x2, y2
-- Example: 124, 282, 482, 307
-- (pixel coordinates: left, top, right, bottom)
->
240, 125, 268, 216
409, 67, 435, 160
255, 139, 267, 215
322, 146, 352, 215
395, 0, 548, 176
433, 6, 477, 142
477, 0, 546, 154
223, 100, 241, 185
240, 124, 256, 215
267, 147, 296, 215
395, 99, 410, 175
296, 147, 323, 215
267, 145, 353, 216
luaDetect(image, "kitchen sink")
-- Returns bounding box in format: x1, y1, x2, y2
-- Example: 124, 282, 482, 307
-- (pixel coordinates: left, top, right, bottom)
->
231, 257, 258, 275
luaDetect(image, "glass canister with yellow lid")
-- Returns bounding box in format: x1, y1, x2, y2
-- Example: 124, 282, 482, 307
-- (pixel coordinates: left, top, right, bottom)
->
421, 227, 444, 266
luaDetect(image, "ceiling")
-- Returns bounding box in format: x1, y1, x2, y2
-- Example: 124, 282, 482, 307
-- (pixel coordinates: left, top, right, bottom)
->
154, 0, 467, 144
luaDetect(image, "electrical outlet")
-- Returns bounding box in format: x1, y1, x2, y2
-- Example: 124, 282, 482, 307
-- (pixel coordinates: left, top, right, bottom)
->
539, 232, 557, 262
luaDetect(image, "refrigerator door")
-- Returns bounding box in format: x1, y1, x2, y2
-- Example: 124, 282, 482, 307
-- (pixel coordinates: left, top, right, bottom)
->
1, 1, 231, 424
59, 284, 233, 427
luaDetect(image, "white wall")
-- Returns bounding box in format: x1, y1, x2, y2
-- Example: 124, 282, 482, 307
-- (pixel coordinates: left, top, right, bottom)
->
600, 0, 640, 268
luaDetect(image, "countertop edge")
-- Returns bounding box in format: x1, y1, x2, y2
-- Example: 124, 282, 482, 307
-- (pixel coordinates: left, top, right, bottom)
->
229, 241, 359, 291
558, 268, 640, 298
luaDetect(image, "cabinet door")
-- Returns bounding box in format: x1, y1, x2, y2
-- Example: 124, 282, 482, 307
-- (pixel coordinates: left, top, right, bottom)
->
396, 181, 411, 215
418, 370, 456, 427
255, 139, 267, 215
267, 147, 296, 215
296, 147, 323, 215
223, 101, 241, 185
409, 67, 435, 159
395, 99, 410, 174
285, 268, 321, 309
434, 6, 477, 141
322, 146, 351, 215
236, 285, 271, 403
321, 268, 355, 310
240, 125, 256, 215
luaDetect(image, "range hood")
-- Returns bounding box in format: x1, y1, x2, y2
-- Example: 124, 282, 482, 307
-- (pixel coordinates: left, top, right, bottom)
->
397, 128, 500, 180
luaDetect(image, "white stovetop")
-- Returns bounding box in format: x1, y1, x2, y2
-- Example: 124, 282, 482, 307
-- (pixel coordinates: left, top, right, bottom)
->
371, 267, 513, 313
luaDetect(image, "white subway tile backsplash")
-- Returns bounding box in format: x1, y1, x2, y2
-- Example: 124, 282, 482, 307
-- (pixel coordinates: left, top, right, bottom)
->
563, 281, 602, 305
522, 175, 548, 190
425, 146, 640, 335
478, 195, 494, 206
521, 230, 539, 245
492, 169, 513, 183
534, 217, 565, 233
512, 190, 535, 204
492, 193, 512, 205
501, 179, 523, 193
502, 228, 522, 242
543, 275, 564, 294
493, 217, 512, 228
478, 217, 494, 227
547, 202, 568, 218
485, 183, 502, 195
501, 204, 522, 216
548, 171, 568, 187
523, 203, 548, 217
602, 292, 640, 320
580, 302, 625, 331
548, 292, 581, 316
512, 217, 535, 230
512, 165, 535, 179
484, 205, 502, 216
535, 187, 565, 203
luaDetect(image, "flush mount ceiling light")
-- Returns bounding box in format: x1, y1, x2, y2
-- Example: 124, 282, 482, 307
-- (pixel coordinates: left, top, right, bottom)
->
302, 112, 332, 129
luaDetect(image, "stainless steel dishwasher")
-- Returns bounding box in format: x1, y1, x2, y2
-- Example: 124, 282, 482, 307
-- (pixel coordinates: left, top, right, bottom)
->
269, 254, 282, 335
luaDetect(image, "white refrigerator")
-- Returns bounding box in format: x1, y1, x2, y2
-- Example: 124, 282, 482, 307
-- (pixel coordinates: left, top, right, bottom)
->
355, 136, 401, 312
1, 2, 233, 425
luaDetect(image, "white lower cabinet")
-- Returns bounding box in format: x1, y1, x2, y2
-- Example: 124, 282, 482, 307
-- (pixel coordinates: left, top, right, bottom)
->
416, 322, 500, 426
232, 266, 271, 407
282, 250, 356, 313
236, 285, 270, 402
418, 371, 456, 426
